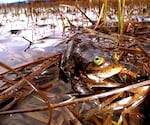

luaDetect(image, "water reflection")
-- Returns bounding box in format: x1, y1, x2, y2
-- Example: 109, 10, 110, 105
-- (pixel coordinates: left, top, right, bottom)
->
0, 0, 28, 4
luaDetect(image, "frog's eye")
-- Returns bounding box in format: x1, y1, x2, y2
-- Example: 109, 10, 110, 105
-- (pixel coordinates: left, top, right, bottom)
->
93, 56, 105, 65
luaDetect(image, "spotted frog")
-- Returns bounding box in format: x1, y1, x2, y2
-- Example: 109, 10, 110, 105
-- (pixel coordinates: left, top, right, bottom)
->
60, 32, 150, 125
60, 35, 137, 93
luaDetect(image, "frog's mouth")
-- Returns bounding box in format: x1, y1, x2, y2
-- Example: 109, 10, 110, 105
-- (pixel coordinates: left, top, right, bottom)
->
85, 63, 123, 83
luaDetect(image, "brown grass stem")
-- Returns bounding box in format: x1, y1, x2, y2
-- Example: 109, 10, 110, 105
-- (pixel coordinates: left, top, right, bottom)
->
0, 80, 149, 115
0, 61, 53, 124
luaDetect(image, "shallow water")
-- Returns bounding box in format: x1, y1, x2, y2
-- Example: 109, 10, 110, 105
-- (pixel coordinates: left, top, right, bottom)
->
0, 3, 67, 72
0, 0, 28, 4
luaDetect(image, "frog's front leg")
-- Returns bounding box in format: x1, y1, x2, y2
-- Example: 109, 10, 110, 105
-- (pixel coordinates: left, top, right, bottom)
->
60, 40, 75, 82
60, 40, 93, 95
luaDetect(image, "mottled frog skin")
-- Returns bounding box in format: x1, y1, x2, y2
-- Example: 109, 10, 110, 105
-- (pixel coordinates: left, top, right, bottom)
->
60, 34, 146, 94
61, 37, 125, 93
72, 40, 124, 82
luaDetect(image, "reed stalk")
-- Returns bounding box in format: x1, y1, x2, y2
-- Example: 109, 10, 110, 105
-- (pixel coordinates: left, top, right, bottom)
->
103, 0, 107, 31
118, 0, 125, 34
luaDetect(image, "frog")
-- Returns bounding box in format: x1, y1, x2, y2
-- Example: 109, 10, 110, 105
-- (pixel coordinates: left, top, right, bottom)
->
60, 31, 147, 95
60, 35, 129, 94
60, 32, 150, 124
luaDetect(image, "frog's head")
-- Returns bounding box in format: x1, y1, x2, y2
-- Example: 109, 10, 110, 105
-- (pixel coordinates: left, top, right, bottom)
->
70, 40, 124, 88
72, 41, 114, 72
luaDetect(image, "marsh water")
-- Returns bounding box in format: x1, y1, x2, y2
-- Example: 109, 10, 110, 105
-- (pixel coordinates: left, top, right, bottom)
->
0, 0, 150, 125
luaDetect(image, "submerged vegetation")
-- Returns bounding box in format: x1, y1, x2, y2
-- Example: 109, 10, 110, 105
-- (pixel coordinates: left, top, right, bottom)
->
0, 0, 150, 125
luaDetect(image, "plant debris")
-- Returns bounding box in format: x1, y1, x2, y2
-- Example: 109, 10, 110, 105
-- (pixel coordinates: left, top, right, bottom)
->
0, 0, 150, 125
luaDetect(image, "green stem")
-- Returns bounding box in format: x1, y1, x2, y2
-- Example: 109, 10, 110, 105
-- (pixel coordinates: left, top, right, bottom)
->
120, 0, 125, 34
118, 0, 125, 34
